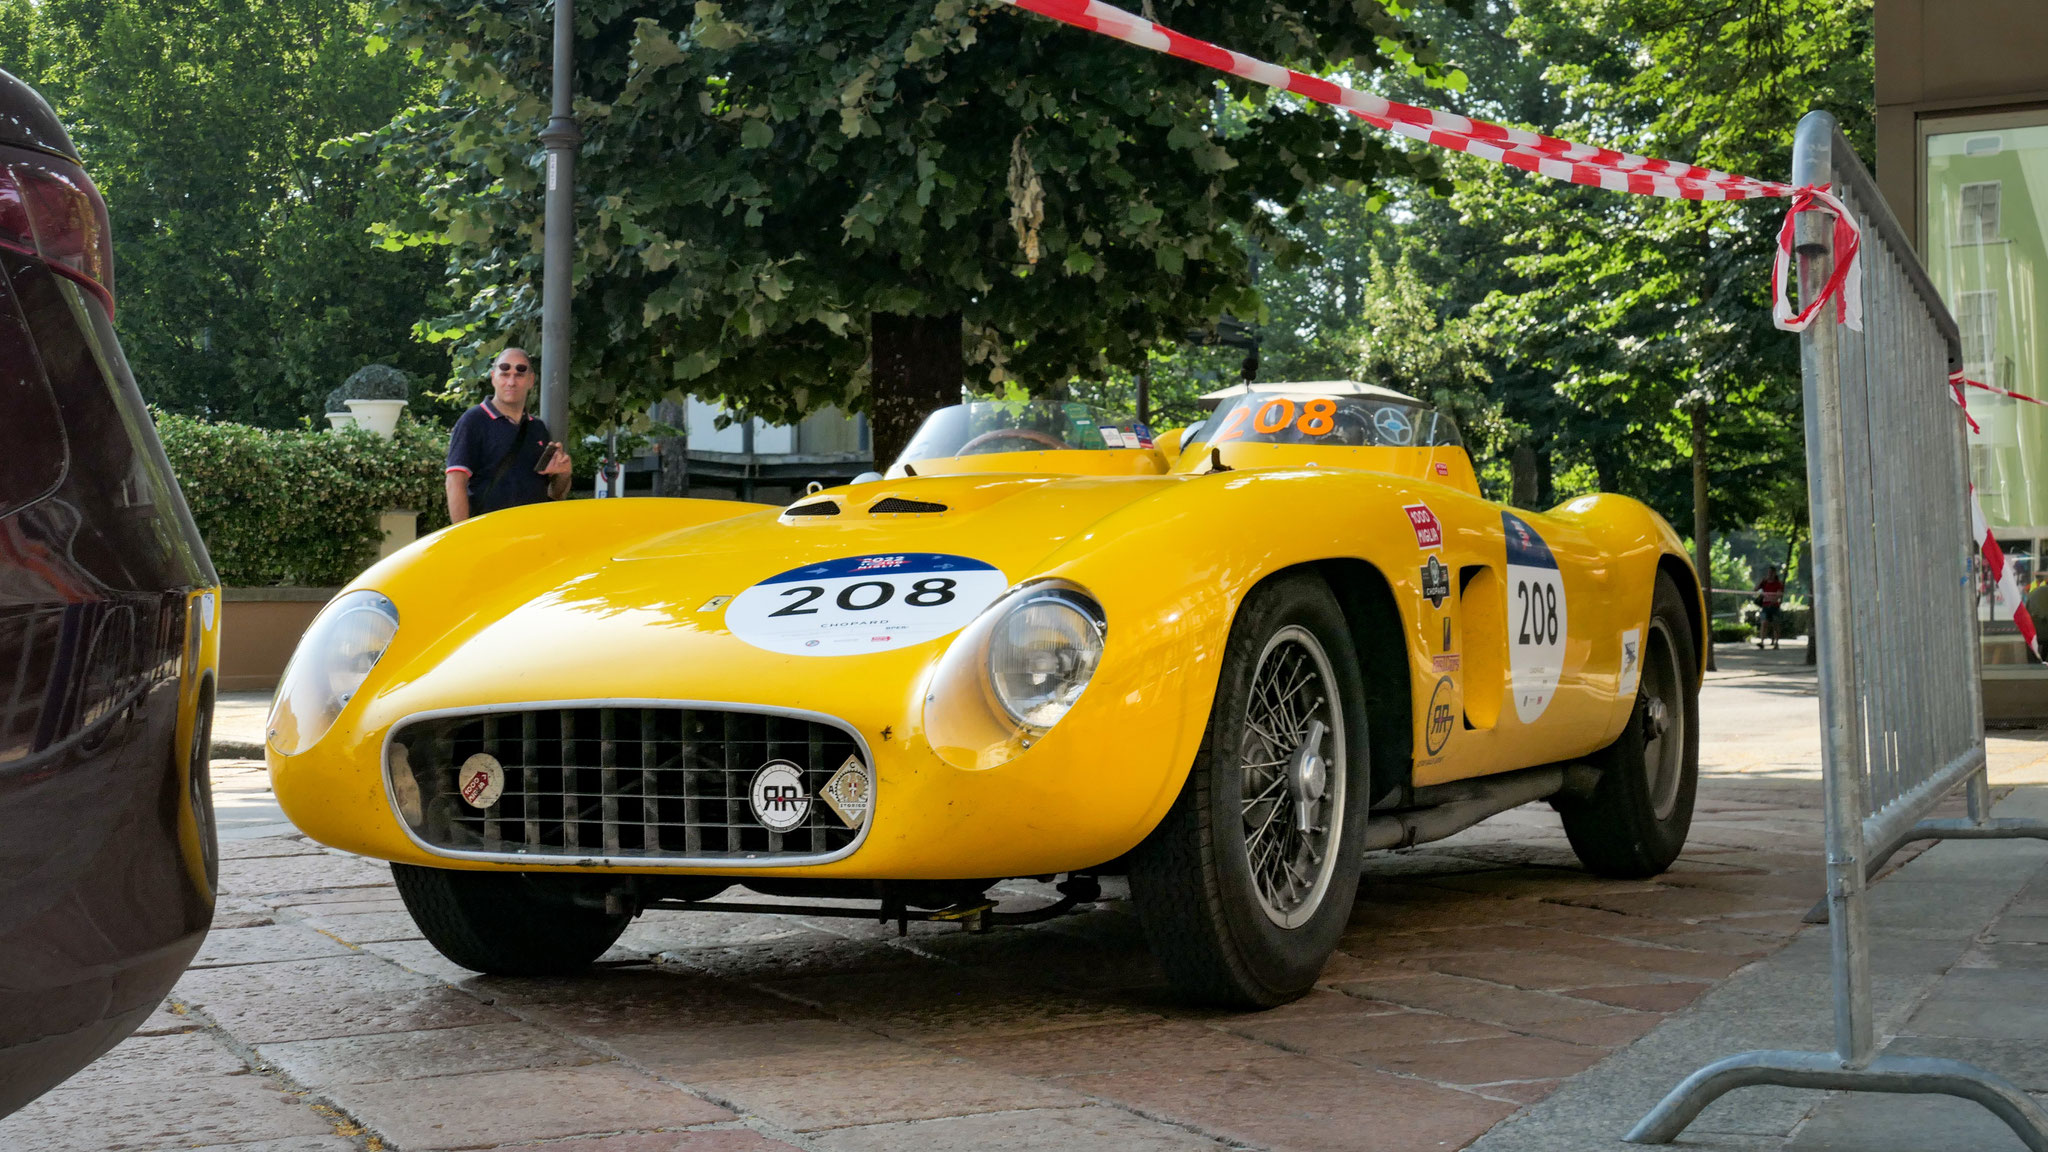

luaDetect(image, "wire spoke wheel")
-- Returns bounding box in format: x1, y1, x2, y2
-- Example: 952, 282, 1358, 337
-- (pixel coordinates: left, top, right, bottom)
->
1239, 625, 1345, 929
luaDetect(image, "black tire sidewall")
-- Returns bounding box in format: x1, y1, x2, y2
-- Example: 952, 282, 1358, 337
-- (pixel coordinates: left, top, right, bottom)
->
393, 863, 630, 976
1560, 573, 1701, 875
1200, 574, 1372, 998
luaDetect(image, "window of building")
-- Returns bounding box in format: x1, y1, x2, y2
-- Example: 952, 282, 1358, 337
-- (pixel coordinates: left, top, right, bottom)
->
1957, 181, 2001, 244
1957, 290, 1999, 378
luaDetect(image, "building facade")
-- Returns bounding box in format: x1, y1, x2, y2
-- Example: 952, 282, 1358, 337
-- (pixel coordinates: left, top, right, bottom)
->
1876, 0, 2048, 717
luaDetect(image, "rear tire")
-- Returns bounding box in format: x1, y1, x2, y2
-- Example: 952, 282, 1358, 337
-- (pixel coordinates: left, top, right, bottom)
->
1557, 572, 1700, 878
1130, 572, 1370, 1008
392, 864, 630, 976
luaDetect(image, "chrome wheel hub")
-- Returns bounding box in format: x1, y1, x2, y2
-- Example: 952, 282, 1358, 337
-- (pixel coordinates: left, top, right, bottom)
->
1639, 618, 1687, 821
1287, 720, 1329, 835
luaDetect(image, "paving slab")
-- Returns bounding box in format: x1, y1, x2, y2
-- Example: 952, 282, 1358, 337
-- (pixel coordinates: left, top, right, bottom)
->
256, 1020, 608, 1086
805, 1106, 1230, 1151
696, 1060, 1089, 1132
0, 1072, 336, 1151
332, 1064, 733, 1149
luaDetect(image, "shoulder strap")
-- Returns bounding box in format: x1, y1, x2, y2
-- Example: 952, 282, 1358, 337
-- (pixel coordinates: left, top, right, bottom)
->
481, 414, 534, 499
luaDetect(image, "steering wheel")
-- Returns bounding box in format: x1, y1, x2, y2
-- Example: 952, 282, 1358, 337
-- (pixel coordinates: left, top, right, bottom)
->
1372, 406, 1415, 446
958, 427, 1070, 454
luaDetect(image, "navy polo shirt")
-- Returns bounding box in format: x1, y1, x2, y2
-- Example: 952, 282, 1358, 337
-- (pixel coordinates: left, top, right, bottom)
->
445, 402, 555, 516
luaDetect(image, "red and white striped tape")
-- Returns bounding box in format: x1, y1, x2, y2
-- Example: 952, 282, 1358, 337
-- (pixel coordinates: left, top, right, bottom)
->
1003, 0, 1861, 332
1972, 484, 2040, 658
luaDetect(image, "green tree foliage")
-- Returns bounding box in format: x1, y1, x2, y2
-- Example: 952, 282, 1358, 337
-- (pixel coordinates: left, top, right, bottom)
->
348, 0, 1473, 459
0, 0, 451, 426
1464, 0, 1873, 527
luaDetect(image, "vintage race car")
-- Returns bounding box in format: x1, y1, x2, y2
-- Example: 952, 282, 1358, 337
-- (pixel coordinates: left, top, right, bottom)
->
267, 381, 1701, 1006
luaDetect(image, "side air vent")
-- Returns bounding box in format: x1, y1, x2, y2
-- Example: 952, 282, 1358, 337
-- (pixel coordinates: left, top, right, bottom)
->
868, 497, 948, 515
784, 501, 839, 517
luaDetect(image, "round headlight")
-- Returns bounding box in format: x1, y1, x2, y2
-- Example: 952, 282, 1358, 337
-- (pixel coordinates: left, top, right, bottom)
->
987, 589, 1105, 730
267, 590, 399, 756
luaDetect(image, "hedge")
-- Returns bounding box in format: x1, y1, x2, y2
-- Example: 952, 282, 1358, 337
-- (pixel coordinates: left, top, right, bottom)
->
157, 413, 453, 586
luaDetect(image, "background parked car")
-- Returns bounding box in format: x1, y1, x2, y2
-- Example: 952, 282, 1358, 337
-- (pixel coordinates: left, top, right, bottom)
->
0, 68, 220, 1117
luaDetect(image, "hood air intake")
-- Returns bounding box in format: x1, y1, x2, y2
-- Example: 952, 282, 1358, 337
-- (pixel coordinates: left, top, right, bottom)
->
784, 501, 839, 517
868, 497, 948, 515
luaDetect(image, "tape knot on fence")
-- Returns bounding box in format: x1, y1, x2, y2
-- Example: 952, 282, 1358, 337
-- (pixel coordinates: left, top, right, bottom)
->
1770, 185, 1864, 333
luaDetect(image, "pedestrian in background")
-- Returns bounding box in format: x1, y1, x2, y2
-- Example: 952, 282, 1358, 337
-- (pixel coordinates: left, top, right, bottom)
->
1754, 565, 1785, 650
444, 346, 572, 522
2025, 574, 2048, 663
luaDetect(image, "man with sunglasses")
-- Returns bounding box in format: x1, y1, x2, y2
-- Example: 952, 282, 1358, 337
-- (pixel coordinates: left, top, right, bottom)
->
444, 346, 574, 522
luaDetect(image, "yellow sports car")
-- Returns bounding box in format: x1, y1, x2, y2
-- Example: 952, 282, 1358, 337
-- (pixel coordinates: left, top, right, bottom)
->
267, 381, 1701, 1006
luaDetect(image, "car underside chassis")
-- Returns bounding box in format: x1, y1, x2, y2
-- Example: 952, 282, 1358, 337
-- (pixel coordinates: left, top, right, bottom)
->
389, 867, 1114, 978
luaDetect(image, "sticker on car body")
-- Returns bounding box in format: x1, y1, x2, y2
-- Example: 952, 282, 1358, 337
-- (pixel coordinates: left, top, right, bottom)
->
1425, 676, 1456, 755
1618, 627, 1643, 697
1503, 512, 1567, 724
725, 553, 1009, 656
1404, 504, 1443, 550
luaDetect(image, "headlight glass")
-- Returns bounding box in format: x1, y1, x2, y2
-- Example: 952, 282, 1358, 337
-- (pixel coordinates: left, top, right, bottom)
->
987, 589, 1105, 730
267, 590, 399, 756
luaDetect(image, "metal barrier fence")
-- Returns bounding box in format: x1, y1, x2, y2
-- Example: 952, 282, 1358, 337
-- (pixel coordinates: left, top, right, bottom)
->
1627, 110, 2048, 1149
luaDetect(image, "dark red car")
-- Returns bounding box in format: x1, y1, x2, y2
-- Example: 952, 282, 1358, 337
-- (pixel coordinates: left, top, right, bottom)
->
0, 69, 219, 1116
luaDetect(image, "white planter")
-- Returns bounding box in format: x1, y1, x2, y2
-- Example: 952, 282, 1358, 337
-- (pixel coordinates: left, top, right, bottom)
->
325, 411, 356, 431
345, 398, 407, 439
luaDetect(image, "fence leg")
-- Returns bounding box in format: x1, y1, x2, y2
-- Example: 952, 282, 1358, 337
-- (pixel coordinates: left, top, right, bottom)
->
1802, 816, 2048, 923
1626, 1051, 2048, 1149
1968, 765, 1993, 824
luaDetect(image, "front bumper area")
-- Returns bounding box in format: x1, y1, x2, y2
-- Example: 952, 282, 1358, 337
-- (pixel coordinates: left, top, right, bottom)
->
272, 682, 1206, 881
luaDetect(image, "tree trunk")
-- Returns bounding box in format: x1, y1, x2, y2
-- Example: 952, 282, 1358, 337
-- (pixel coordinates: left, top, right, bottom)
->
869, 312, 964, 469
650, 398, 690, 497
1510, 445, 1539, 509
1802, 534, 1818, 666
1692, 405, 1716, 672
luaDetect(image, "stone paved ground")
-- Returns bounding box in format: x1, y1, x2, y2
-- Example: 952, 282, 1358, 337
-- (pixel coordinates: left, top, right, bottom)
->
9, 644, 2042, 1152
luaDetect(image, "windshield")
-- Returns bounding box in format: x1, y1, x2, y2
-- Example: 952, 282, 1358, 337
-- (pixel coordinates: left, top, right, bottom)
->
896, 400, 1155, 465
1189, 392, 1462, 450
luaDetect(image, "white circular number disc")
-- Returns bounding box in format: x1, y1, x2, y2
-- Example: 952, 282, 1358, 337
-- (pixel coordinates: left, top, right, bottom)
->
726, 553, 1008, 656
458, 753, 505, 809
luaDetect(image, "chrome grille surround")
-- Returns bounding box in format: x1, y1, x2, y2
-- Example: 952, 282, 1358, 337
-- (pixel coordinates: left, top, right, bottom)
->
382, 699, 872, 868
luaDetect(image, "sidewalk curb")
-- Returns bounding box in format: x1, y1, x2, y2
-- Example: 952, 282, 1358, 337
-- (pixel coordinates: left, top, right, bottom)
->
210, 738, 264, 760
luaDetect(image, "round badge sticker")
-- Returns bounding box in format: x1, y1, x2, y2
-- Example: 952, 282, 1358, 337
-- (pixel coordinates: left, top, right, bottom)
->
725, 553, 1008, 656
458, 753, 505, 809
749, 760, 811, 832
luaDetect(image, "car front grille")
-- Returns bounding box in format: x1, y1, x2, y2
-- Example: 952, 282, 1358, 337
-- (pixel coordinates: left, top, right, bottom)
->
390, 705, 867, 862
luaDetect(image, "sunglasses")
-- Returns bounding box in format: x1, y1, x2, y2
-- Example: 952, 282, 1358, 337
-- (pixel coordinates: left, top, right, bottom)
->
494, 362, 530, 375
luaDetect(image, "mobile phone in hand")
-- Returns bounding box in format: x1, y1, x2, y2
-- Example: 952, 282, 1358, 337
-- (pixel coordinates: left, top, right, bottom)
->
534, 442, 562, 473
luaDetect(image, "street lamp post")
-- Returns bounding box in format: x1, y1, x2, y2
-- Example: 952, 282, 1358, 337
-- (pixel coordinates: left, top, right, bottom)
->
537, 0, 578, 439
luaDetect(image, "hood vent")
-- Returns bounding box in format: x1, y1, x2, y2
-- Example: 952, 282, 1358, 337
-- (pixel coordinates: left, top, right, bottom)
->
868, 497, 948, 515
784, 501, 839, 517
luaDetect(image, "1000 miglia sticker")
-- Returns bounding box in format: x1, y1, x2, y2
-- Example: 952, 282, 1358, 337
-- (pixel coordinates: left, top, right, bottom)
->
1502, 512, 1567, 723
725, 554, 1008, 656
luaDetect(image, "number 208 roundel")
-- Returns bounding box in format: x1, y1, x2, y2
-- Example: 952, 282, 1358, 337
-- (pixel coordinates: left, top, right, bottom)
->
264, 384, 1702, 1010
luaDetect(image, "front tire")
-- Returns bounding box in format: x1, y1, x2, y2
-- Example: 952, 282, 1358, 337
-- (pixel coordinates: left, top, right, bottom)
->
392, 864, 630, 976
1130, 572, 1370, 1008
1557, 572, 1701, 878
